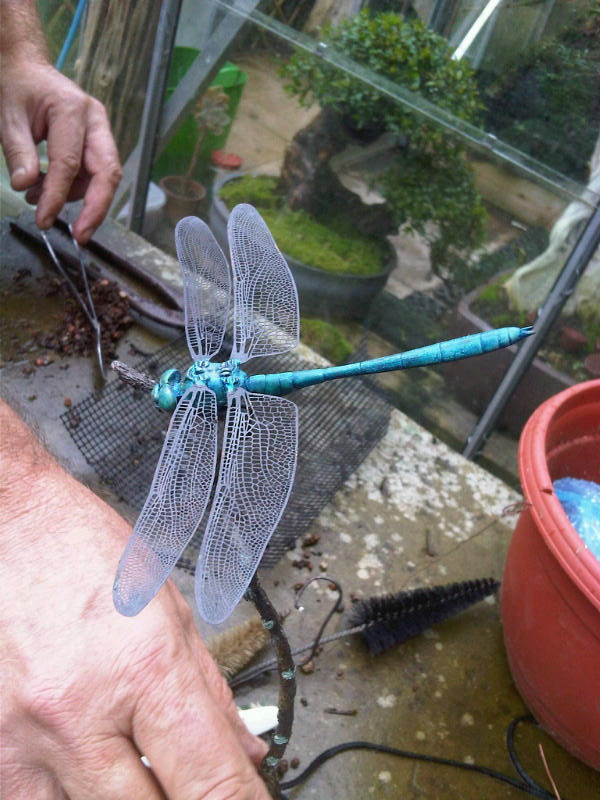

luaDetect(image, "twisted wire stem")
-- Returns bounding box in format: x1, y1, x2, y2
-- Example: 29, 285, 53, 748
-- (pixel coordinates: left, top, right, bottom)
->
247, 573, 295, 799
111, 360, 155, 391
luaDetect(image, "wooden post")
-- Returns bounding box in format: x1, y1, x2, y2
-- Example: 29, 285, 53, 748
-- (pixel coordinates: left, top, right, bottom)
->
75, 1, 162, 162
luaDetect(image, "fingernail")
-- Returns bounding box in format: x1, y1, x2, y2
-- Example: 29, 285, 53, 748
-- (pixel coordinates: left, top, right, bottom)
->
37, 214, 55, 229
10, 166, 27, 186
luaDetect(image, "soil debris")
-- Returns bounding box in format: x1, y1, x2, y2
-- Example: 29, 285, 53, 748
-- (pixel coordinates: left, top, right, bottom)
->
39, 277, 133, 362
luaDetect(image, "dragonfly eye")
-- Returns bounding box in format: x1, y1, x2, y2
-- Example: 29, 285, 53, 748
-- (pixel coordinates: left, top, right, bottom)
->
152, 369, 182, 412
153, 384, 178, 412
162, 368, 181, 387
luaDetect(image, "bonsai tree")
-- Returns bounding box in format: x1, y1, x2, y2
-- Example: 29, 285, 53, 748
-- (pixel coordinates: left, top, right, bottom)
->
183, 86, 231, 187
161, 86, 231, 220
480, 0, 600, 183
279, 10, 487, 284
161, 86, 230, 198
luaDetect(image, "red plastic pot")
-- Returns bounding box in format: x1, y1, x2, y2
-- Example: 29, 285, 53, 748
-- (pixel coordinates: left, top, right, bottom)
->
501, 379, 600, 769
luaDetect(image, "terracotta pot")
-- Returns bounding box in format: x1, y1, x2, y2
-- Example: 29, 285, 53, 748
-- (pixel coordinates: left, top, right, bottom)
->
159, 175, 206, 225
501, 379, 600, 769
209, 172, 396, 321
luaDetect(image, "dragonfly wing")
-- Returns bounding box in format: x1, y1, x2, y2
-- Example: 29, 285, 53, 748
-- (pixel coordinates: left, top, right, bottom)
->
114, 385, 218, 616
195, 389, 298, 624
228, 204, 299, 363
175, 216, 231, 361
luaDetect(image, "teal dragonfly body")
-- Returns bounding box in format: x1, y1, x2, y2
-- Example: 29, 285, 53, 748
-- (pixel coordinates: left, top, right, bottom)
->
152, 327, 531, 412
114, 203, 532, 627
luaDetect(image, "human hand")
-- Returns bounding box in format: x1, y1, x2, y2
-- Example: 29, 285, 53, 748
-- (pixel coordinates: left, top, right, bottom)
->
0, 61, 121, 244
0, 401, 270, 800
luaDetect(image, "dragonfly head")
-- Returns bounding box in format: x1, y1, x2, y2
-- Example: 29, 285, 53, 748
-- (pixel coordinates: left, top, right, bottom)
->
152, 368, 182, 412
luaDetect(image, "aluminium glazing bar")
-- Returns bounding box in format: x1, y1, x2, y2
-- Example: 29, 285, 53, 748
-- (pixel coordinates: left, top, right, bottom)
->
113, 0, 259, 217
462, 201, 600, 460
126, 0, 182, 235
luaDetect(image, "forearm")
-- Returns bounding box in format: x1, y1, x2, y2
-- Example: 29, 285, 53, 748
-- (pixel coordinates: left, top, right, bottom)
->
0, 399, 55, 515
0, 0, 49, 71
0, 400, 108, 563
0, 400, 62, 571
0, 397, 133, 637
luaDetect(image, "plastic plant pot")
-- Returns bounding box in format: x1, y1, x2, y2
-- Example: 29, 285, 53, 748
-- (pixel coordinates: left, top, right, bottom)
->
501, 379, 600, 769
159, 175, 206, 225
209, 173, 396, 321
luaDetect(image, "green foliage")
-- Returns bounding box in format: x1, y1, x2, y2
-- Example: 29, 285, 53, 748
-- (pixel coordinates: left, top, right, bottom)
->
450, 224, 549, 293
381, 152, 487, 282
279, 10, 487, 281
185, 88, 231, 179
579, 300, 600, 350
192, 87, 231, 137
477, 282, 503, 305
465, 226, 550, 313
300, 317, 354, 364
472, 277, 527, 329
481, 2, 600, 181
219, 176, 387, 276
282, 11, 482, 145
473, 274, 599, 382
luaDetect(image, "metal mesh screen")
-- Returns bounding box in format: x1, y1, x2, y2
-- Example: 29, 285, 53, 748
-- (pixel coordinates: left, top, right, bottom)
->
61, 336, 391, 569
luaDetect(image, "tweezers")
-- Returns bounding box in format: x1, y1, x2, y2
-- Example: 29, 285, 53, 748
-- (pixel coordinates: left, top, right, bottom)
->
10, 212, 185, 332
40, 226, 107, 379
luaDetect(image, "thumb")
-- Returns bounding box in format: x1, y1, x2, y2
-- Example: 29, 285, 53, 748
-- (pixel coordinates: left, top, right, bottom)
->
1, 112, 41, 191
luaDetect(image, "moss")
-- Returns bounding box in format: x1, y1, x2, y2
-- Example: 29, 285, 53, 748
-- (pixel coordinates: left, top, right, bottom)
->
477, 282, 504, 305
578, 291, 600, 349
219, 176, 387, 276
218, 174, 281, 209
300, 316, 354, 364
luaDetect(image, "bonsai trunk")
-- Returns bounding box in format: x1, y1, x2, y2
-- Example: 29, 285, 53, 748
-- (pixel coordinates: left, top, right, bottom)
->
184, 130, 207, 181
279, 107, 396, 238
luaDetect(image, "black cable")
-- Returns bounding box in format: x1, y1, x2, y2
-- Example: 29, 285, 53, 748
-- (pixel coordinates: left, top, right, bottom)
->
280, 716, 560, 798
506, 715, 556, 796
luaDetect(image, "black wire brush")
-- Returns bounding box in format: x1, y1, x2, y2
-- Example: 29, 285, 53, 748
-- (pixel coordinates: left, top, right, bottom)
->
348, 577, 500, 655
229, 576, 501, 686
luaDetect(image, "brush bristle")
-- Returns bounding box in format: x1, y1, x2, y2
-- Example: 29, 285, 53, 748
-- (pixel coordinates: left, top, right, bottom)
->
348, 578, 500, 655
207, 615, 271, 679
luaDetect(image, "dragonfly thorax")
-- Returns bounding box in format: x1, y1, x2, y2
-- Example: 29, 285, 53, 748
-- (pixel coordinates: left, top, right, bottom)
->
152, 360, 248, 412
187, 359, 248, 406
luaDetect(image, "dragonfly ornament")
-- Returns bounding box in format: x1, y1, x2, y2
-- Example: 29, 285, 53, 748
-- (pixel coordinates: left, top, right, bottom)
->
113, 204, 532, 625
